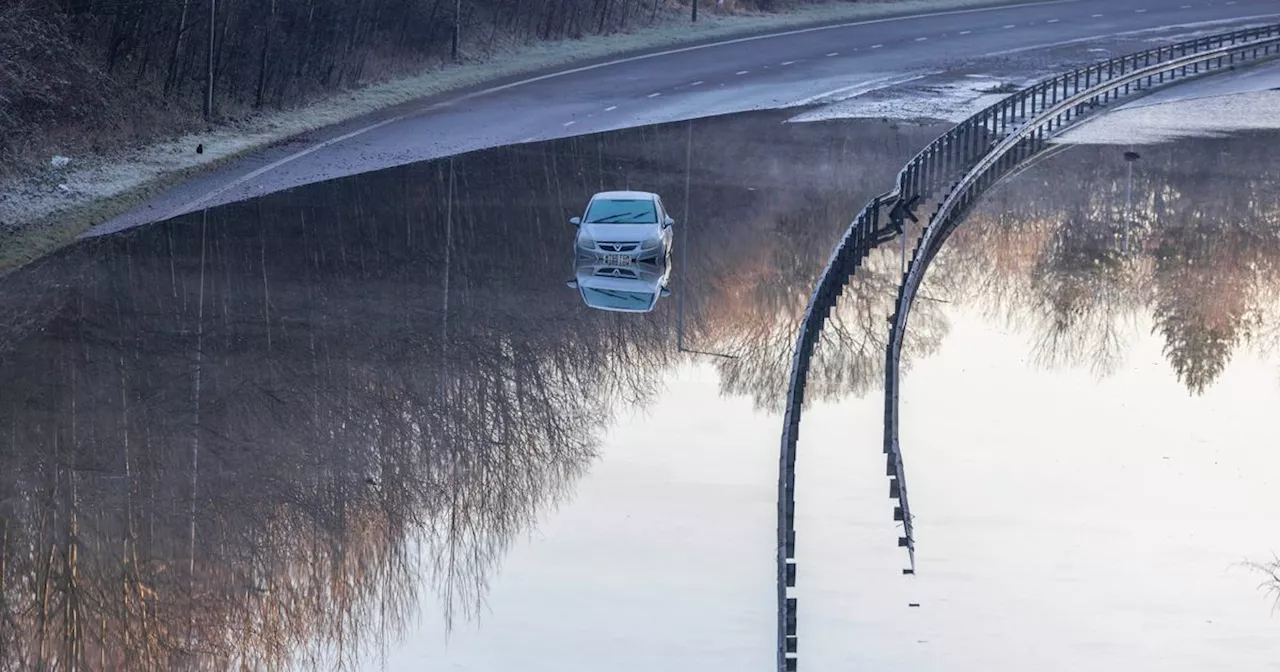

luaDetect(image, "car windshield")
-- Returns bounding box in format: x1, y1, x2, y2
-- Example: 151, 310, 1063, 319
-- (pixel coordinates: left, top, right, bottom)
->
584, 198, 657, 224
581, 288, 654, 310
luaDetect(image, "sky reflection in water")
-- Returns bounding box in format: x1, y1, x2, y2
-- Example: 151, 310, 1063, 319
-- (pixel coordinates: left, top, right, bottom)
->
0, 112, 1277, 670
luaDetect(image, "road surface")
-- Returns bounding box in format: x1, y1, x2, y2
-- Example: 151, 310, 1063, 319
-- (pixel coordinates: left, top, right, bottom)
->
90, 0, 1280, 235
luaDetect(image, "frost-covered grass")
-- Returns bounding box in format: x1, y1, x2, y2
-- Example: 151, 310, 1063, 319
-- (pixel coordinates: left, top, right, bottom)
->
1056, 90, 1280, 145
1057, 60, 1280, 145
0, 0, 1042, 274
786, 73, 1040, 123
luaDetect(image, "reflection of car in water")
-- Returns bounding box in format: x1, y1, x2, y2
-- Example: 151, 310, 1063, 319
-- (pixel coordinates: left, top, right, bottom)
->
567, 258, 672, 313
567, 191, 675, 313
569, 190, 674, 265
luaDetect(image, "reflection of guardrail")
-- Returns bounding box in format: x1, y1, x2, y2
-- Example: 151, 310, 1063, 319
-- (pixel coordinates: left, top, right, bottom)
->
776, 22, 1280, 672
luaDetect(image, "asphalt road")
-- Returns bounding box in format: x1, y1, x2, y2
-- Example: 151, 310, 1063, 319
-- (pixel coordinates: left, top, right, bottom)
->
92, 0, 1280, 235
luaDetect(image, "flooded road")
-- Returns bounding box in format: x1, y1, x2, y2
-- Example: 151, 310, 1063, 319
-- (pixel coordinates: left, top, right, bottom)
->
1, 113, 1278, 669
0, 111, 943, 670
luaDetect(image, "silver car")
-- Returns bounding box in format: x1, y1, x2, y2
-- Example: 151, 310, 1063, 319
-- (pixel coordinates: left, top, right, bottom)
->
566, 258, 672, 313
569, 190, 674, 265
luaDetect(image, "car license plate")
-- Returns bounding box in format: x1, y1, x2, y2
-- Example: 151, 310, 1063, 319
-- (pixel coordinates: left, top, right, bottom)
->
602, 253, 633, 265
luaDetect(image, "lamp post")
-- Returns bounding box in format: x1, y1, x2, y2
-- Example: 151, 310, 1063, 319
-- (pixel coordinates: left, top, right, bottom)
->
1123, 150, 1140, 255
677, 119, 737, 360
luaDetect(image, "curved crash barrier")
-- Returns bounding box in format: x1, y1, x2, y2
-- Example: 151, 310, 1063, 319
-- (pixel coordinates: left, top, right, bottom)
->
777, 23, 1280, 672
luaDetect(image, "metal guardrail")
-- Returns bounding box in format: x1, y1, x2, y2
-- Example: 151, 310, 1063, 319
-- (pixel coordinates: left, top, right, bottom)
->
776, 21, 1280, 672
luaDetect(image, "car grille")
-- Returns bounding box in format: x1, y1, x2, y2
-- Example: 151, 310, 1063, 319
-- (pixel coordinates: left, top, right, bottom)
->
595, 267, 638, 279
597, 242, 638, 253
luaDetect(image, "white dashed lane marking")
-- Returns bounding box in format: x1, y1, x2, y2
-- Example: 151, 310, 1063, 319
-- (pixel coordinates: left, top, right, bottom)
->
736, 70, 750, 75
1135, 8, 1147, 12
781, 60, 796, 65
647, 92, 661, 98
563, 121, 576, 127
871, 44, 884, 48
605, 105, 618, 111
826, 52, 839, 56
1091, 13, 1103, 17
915, 36, 928, 41
1003, 24, 1016, 28
1046, 18, 1059, 23
691, 80, 704, 86
959, 30, 972, 34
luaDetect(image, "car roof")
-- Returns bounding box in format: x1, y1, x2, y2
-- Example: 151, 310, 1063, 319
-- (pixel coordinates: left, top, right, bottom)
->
590, 190, 657, 201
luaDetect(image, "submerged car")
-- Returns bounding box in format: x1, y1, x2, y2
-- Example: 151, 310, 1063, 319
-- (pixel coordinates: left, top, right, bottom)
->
567, 257, 672, 313
569, 190, 674, 265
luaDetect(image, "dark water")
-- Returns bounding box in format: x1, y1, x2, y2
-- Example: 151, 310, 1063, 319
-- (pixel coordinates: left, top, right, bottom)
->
0, 110, 946, 671
1, 112, 1277, 670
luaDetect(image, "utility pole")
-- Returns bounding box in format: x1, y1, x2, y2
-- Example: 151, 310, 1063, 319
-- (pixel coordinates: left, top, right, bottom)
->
204, 0, 216, 119
679, 120, 691, 352
452, 0, 462, 61
692, 0, 698, 22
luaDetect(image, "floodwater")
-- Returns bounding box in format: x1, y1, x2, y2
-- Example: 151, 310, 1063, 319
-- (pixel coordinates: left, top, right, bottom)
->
0, 110, 944, 670
796, 130, 1280, 671
1, 110, 1278, 670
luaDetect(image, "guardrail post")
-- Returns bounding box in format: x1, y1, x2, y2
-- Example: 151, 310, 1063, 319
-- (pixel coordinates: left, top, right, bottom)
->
970, 119, 979, 162
920, 150, 930, 196
937, 143, 945, 190
930, 145, 940, 193
932, 145, 940, 191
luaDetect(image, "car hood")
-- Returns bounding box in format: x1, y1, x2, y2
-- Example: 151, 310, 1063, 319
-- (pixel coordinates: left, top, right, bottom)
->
576, 272, 662, 292
581, 223, 661, 242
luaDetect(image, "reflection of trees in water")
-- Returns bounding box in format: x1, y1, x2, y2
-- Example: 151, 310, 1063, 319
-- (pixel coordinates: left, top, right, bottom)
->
0, 197, 628, 669
678, 122, 950, 410
710, 242, 948, 412
939, 132, 1280, 393
0, 112, 947, 669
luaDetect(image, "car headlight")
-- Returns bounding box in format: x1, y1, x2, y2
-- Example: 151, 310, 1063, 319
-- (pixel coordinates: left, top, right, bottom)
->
577, 233, 596, 250
641, 237, 663, 250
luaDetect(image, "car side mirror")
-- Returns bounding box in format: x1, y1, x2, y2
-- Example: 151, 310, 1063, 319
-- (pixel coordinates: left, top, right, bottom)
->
660, 288, 672, 298
664, 216, 674, 228
569, 217, 581, 226
566, 280, 578, 289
